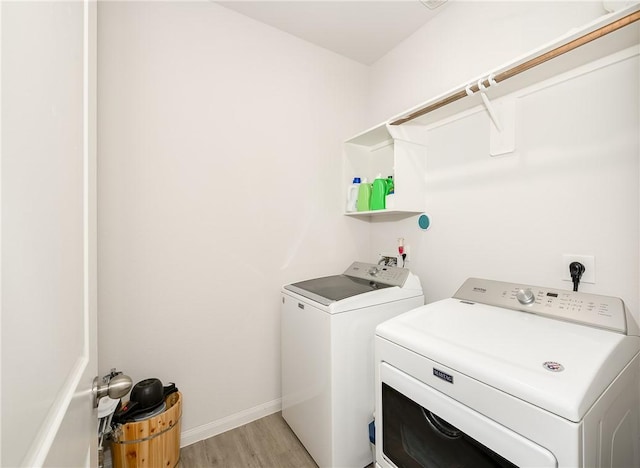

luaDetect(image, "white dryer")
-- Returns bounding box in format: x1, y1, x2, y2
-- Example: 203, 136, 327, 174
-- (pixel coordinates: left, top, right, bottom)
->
375, 278, 640, 468
282, 262, 424, 468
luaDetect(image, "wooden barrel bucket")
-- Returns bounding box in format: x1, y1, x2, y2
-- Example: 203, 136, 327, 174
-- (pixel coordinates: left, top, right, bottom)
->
110, 391, 182, 468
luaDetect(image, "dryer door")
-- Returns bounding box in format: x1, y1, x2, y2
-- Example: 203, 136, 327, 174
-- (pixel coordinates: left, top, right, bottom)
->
378, 364, 557, 468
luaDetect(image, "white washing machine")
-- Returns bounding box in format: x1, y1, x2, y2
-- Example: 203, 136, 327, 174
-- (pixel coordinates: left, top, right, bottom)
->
375, 278, 640, 468
282, 262, 424, 468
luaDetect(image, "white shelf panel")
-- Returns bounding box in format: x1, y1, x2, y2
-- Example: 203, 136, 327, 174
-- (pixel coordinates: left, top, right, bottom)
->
344, 209, 423, 217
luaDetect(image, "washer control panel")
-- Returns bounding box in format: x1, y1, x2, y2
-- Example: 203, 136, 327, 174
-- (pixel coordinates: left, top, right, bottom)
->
453, 278, 628, 334
344, 262, 410, 287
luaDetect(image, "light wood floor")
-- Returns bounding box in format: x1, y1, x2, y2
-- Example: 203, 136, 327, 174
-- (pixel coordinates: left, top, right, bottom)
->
178, 412, 319, 468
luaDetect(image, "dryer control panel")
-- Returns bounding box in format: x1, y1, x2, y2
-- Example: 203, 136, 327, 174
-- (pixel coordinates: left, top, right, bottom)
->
453, 278, 628, 334
344, 262, 410, 287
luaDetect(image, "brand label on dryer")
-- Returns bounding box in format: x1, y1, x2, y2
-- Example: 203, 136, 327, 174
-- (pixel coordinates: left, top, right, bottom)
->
542, 361, 564, 372
433, 368, 454, 383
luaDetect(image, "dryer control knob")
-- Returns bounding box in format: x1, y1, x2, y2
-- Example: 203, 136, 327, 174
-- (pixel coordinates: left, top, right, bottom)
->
368, 267, 380, 277
516, 288, 535, 305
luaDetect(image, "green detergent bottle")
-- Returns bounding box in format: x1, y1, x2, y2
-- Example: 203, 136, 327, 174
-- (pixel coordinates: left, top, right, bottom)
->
386, 176, 394, 195
356, 178, 372, 212
370, 174, 388, 210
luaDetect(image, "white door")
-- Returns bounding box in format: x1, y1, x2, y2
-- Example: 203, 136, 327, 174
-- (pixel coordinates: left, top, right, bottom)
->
1, 1, 98, 466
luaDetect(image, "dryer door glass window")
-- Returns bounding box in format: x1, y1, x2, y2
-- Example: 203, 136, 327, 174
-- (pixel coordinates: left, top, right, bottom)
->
382, 383, 517, 468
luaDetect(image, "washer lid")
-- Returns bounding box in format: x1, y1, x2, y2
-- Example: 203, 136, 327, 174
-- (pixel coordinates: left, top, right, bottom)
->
376, 298, 640, 422
283, 262, 412, 306
284, 274, 392, 306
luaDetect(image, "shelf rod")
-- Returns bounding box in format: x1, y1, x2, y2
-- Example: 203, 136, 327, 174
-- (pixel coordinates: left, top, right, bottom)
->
390, 9, 640, 126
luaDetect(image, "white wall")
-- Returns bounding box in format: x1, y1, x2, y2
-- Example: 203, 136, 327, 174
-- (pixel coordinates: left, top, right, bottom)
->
367, 2, 640, 327
368, 1, 607, 124
97, 0, 640, 447
97, 1, 369, 442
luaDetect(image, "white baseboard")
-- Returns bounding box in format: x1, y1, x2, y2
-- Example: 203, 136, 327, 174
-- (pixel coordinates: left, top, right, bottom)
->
180, 398, 282, 448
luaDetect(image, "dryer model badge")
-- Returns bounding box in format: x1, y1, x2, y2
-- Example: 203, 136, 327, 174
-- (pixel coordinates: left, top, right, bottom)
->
543, 361, 565, 372
433, 368, 454, 383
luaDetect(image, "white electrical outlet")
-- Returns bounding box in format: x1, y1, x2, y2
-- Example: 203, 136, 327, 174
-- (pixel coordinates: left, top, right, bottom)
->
561, 254, 595, 284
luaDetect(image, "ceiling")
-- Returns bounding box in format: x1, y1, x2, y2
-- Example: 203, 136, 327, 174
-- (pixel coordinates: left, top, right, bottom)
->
215, 1, 449, 65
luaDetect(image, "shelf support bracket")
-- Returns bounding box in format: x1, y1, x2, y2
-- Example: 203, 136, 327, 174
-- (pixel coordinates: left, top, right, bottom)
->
466, 77, 515, 156
475, 77, 503, 131
489, 96, 516, 156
